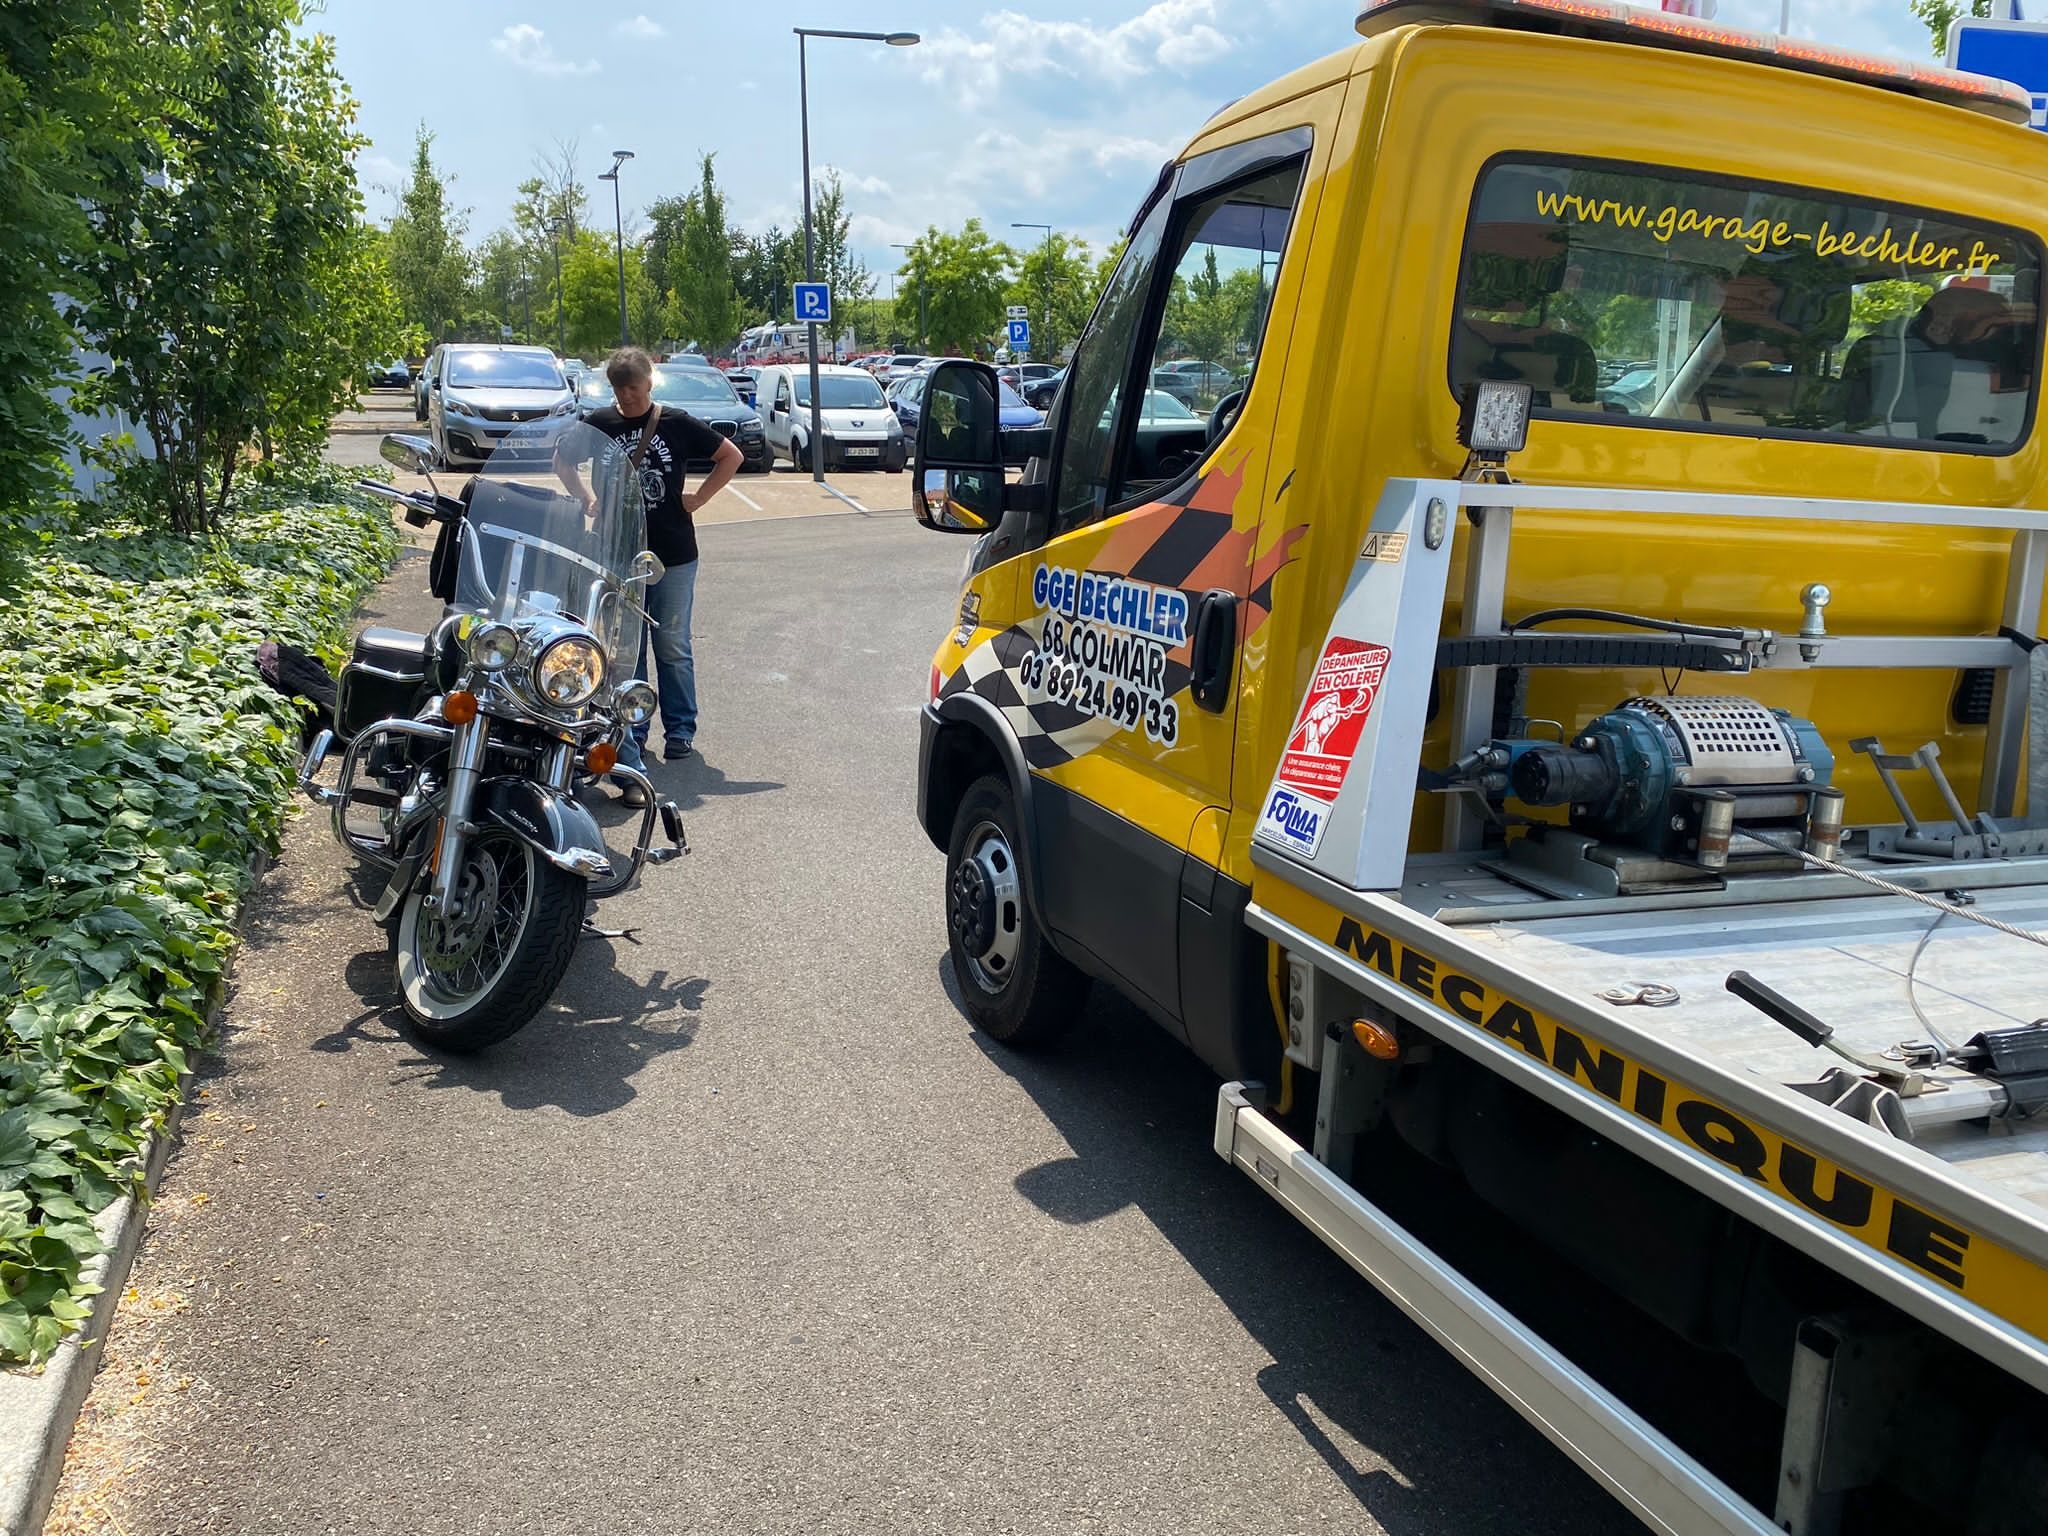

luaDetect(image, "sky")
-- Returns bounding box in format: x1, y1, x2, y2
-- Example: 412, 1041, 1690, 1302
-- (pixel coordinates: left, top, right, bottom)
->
319, 0, 1943, 289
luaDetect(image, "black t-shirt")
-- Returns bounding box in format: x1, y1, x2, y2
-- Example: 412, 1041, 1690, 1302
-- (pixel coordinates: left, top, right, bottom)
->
585, 404, 725, 567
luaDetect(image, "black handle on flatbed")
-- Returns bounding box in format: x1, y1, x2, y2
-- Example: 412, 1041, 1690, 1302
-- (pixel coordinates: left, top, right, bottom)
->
1725, 970, 1833, 1048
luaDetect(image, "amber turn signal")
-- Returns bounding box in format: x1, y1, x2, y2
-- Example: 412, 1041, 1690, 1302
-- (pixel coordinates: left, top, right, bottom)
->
587, 741, 619, 775
441, 690, 479, 725
1351, 1018, 1401, 1061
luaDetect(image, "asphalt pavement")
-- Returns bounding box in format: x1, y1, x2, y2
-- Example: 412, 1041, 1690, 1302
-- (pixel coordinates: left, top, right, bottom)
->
45, 399, 1636, 1534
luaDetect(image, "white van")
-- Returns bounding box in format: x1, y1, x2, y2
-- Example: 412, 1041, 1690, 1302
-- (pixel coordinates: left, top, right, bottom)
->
753, 363, 906, 473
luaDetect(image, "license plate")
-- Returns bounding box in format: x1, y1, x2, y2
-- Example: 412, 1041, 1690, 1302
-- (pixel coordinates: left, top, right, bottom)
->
845, 446, 879, 458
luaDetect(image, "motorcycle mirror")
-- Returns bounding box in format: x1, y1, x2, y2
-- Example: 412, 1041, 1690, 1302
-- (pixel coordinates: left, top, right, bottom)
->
628, 550, 665, 586
381, 433, 435, 474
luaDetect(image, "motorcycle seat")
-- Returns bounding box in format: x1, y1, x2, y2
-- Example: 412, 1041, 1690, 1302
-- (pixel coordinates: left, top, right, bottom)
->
351, 626, 432, 678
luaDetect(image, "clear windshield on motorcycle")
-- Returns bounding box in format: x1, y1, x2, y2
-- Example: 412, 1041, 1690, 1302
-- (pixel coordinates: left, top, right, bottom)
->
454, 419, 652, 688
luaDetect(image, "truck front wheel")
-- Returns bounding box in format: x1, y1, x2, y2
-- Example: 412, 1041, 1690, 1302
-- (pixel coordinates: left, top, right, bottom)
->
944, 775, 1086, 1045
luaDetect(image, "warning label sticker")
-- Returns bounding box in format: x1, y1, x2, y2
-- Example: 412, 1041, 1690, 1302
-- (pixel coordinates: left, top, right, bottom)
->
1277, 637, 1390, 800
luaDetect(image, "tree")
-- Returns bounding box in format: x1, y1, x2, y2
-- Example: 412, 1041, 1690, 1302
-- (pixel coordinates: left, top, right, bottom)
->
512, 138, 587, 246
1907, 0, 1991, 56
1004, 232, 1096, 360
386, 125, 472, 344
735, 225, 804, 323
670, 154, 741, 353
810, 170, 873, 315
0, 0, 138, 528
70, 1, 389, 531
475, 228, 537, 341
901, 221, 1013, 356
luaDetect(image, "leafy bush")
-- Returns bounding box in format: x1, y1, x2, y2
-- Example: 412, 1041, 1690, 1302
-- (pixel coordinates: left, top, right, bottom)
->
0, 471, 396, 1362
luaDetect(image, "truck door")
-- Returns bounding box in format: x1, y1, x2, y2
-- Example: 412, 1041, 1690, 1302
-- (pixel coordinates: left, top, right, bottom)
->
1017, 130, 1314, 1029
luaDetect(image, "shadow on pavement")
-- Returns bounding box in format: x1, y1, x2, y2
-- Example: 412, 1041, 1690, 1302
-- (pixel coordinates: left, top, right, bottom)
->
936, 953, 1633, 1536
298, 933, 708, 1118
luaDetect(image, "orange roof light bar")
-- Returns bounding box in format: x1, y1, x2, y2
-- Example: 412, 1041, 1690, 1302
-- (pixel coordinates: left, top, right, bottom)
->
1355, 0, 2034, 126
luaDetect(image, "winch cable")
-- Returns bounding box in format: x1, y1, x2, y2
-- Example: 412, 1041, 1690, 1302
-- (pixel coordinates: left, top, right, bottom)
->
1734, 831, 2048, 1066
1732, 829, 2048, 949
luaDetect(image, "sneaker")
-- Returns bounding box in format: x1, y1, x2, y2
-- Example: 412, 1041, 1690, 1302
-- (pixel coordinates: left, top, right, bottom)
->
665, 739, 694, 761
611, 775, 651, 807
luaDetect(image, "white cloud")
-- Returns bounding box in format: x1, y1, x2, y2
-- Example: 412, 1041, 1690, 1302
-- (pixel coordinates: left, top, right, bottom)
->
354, 151, 406, 189
739, 79, 760, 91
917, 0, 1237, 92
492, 24, 599, 77
615, 14, 664, 39
819, 165, 894, 199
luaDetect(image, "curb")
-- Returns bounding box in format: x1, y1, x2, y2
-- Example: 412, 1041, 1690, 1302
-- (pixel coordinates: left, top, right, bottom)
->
0, 850, 269, 1536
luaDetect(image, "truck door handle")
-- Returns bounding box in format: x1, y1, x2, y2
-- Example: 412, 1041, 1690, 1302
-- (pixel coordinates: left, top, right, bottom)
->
1189, 589, 1238, 713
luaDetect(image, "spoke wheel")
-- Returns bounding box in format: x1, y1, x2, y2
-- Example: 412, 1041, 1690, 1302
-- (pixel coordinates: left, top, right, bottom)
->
393, 827, 586, 1052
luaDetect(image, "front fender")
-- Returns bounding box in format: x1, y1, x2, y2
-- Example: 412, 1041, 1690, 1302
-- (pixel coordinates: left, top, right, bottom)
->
477, 778, 612, 881
918, 694, 1045, 928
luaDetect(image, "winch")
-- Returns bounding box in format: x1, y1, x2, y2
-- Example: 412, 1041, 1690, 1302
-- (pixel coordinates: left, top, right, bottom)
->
1455, 695, 1842, 870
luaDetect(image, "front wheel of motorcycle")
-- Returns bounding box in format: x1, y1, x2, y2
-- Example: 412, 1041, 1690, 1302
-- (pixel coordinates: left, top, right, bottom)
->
392, 827, 585, 1052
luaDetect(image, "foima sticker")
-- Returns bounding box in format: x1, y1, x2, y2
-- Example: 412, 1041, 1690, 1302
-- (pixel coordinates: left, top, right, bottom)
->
1259, 785, 1330, 857
1278, 637, 1389, 799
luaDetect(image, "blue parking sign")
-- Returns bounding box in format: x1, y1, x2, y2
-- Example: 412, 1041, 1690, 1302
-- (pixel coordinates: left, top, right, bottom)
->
1007, 318, 1031, 350
793, 282, 832, 324
1951, 17, 2048, 130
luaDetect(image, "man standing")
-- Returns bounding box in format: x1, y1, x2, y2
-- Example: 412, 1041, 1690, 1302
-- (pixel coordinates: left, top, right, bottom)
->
579, 346, 742, 801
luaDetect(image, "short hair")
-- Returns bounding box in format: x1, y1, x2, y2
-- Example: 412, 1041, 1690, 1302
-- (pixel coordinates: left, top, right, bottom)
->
605, 346, 654, 387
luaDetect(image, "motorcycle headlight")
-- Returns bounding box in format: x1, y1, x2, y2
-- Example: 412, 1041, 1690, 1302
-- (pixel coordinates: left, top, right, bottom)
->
534, 635, 605, 707
469, 621, 518, 672
615, 680, 658, 726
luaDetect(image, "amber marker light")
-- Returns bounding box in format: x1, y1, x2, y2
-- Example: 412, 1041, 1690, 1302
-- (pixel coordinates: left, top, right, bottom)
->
442, 690, 479, 725
587, 741, 619, 775
1351, 1018, 1401, 1061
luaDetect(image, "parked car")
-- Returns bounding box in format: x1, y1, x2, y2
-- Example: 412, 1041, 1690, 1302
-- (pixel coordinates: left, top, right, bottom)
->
366, 357, 411, 391
1021, 368, 1066, 411
413, 347, 442, 421
725, 368, 757, 408
1150, 358, 1239, 409
426, 344, 574, 468
649, 365, 769, 473
879, 353, 927, 386
560, 357, 589, 381
890, 370, 1045, 461
1597, 367, 1662, 415
754, 363, 907, 472
575, 370, 617, 417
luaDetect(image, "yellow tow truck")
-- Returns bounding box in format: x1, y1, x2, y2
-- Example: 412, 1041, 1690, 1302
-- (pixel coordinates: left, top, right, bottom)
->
912, 2, 2048, 1531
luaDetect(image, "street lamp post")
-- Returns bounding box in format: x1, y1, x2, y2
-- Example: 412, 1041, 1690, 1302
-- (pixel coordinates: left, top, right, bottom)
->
1011, 222, 1053, 361
546, 217, 567, 357
598, 149, 634, 347
892, 241, 923, 353
796, 27, 919, 483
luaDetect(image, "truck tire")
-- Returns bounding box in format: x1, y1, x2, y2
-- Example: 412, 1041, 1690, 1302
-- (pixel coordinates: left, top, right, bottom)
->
944, 775, 1087, 1046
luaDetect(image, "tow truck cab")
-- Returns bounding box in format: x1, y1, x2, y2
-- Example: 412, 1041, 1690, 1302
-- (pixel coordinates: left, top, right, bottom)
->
916, 4, 2048, 1531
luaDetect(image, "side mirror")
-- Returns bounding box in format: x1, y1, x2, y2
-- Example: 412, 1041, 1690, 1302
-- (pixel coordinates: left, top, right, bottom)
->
381, 433, 435, 473
913, 360, 1002, 535
919, 468, 999, 533
628, 550, 665, 586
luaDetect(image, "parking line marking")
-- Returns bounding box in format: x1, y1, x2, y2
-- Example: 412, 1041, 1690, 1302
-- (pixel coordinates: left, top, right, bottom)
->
726, 485, 763, 512
821, 482, 869, 514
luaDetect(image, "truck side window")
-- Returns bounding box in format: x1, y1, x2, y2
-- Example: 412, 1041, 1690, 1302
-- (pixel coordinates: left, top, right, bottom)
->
1048, 193, 1173, 535
1117, 158, 1305, 504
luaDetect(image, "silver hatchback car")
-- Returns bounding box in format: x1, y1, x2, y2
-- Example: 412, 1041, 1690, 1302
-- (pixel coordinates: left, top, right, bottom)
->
427, 345, 576, 467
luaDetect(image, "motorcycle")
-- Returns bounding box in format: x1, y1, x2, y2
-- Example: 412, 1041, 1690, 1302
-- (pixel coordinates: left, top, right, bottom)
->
296, 420, 687, 1051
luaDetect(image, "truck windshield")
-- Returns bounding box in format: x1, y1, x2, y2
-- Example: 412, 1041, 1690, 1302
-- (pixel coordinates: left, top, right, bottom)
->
1451, 157, 2041, 452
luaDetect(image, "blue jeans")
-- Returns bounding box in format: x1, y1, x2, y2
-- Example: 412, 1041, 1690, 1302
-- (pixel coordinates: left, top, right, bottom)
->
617, 558, 698, 770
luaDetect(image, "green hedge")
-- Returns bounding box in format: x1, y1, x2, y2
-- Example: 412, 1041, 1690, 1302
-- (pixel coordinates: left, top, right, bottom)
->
0, 468, 398, 1363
